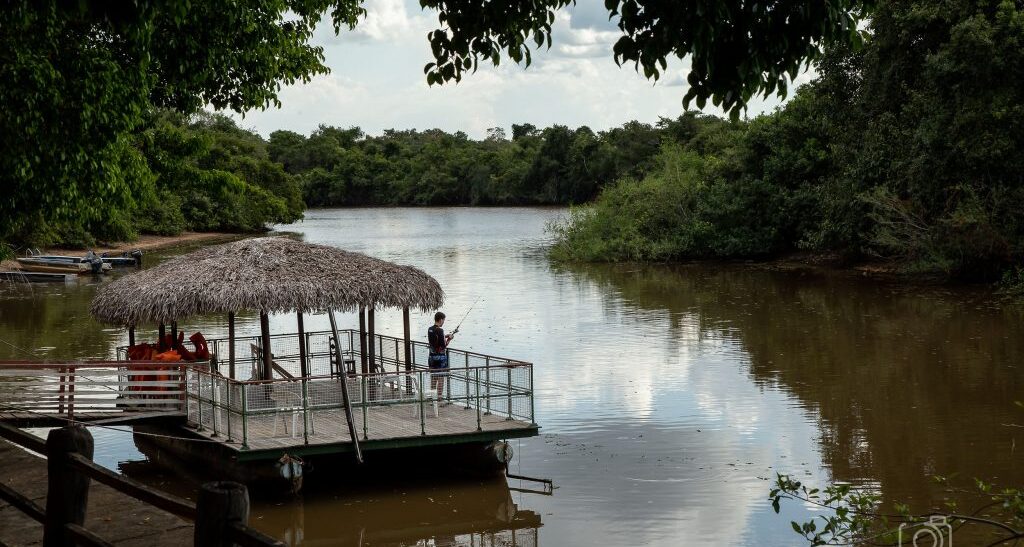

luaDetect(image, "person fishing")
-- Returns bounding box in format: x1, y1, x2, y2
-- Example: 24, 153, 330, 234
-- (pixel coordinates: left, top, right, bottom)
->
427, 311, 453, 399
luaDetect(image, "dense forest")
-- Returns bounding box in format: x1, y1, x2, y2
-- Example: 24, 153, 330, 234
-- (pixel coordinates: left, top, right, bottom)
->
1, 111, 305, 249
551, 0, 1024, 283
1, 110, 705, 248
4, 0, 1021, 286
269, 120, 686, 207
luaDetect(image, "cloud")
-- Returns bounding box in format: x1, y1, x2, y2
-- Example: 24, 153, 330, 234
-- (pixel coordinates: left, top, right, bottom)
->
317, 0, 427, 44
227, 0, 799, 138
565, 0, 619, 32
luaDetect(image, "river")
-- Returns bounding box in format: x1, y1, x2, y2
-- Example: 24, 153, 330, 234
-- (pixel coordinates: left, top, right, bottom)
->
1, 207, 1022, 546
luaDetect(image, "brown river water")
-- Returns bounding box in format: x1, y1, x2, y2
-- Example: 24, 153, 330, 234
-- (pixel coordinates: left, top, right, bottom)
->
1, 207, 1022, 546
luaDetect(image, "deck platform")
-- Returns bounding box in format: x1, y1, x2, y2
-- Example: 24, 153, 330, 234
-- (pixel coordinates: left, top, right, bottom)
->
186, 369, 537, 461
190, 402, 536, 460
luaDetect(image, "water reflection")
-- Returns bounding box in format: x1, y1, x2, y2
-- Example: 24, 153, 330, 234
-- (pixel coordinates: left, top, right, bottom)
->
569, 263, 1024, 513
250, 478, 540, 547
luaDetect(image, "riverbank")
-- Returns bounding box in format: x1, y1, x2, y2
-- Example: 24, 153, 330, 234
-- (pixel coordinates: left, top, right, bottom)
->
0, 438, 192, 546
0, 232, 237, 271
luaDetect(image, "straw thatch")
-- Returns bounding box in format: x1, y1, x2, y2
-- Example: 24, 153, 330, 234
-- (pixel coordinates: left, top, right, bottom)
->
90, 237, 444, 326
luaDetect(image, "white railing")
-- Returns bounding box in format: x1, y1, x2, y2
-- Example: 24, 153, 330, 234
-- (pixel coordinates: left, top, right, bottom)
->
0, 361, 196, 419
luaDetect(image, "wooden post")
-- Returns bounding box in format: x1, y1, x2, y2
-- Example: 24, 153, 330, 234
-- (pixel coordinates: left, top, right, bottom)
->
171, 321, 178, 346
194, 481, 250, 547
367, 307, 376, 373
68, 368, 75, 419
328, 308, 362, 463
297, 312, 307, 378
58, 366, 66, 415
403, 307, 412, 372
259, 312, 272, 381
227, 312, 236, 380
158, 323, 166, 350
358, 306, 368, 374
128, 326, 135, 347
43, 426, 94, 547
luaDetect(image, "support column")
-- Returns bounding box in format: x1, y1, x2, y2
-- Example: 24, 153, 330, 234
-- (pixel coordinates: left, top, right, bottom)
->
402, 307, 412, 372
128, 326, 135, 347
297, 312, 307, 377
358, 306, 368, 374
171, 321, 178, 346
227, 312, 236, 379
259, 312, 272, 381
367, 307, 376, 373
158, 323, 166, 350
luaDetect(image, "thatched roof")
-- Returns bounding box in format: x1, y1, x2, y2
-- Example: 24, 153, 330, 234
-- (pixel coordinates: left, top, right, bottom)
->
90, 237, 444, 326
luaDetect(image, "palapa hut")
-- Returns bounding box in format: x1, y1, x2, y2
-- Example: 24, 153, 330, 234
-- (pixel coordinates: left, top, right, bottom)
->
90, 237, 444, 380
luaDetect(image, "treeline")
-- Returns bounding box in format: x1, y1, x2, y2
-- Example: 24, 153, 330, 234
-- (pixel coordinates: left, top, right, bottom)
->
6, 111, 304, 248
267, 121, 676, 206
551, 0, 1024, 282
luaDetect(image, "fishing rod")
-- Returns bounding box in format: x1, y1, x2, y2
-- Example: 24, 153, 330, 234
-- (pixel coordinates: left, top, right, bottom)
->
450, 296, 481, 336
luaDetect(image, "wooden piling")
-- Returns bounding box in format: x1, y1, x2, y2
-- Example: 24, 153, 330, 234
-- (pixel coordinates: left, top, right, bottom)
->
194, 481, 249, 547
43, 426, 94, 547
128, 326, 135, 347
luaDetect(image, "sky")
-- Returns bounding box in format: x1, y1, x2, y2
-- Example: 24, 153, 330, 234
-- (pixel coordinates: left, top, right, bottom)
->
227, 0, 815, 139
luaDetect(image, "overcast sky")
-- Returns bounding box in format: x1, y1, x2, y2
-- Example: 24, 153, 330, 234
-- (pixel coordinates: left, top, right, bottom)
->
227, 0, 813, 139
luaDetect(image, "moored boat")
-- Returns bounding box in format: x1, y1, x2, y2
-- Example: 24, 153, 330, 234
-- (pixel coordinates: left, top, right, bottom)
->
16, 257, 111, 274
25, 249, 142, 268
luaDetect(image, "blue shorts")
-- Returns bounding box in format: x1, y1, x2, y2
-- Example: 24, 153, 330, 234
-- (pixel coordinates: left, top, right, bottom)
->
428, 354, 449, 375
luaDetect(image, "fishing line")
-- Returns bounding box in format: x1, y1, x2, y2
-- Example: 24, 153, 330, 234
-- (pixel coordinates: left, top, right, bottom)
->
0, 336, 39, 358
450, 296, 482, 336
0, 401, 227, 444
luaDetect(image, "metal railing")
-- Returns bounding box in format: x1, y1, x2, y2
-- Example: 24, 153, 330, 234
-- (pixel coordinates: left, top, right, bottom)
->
184, 363, 534, 448
171, 330, 535, 448
0, 360, 200, 418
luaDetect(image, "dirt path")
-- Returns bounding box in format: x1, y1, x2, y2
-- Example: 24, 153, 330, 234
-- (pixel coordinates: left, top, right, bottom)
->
0, 438, 194, 546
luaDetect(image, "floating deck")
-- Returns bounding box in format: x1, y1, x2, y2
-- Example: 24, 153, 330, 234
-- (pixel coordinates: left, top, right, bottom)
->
189, 396, 536, 461
182, 329, 538, 463
0, 330, 538, 490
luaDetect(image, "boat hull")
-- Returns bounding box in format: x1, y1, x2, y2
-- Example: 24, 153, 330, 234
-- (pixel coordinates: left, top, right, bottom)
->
16, 258, 111, 274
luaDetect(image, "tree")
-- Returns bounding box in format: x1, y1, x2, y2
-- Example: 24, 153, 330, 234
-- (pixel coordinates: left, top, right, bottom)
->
0, 1, 363, 244
2, 0, 879, 245
421, 0, 875, 116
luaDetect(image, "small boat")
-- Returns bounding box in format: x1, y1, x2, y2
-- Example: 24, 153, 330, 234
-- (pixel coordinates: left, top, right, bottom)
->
23, 249, 142, 269
16, 258, 112, 275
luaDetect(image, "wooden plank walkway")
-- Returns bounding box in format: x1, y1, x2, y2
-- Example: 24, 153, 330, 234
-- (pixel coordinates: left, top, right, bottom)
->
0, 439, 193, 547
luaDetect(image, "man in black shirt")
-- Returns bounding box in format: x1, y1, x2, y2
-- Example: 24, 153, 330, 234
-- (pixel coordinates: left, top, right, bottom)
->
427, 311, 453, 399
